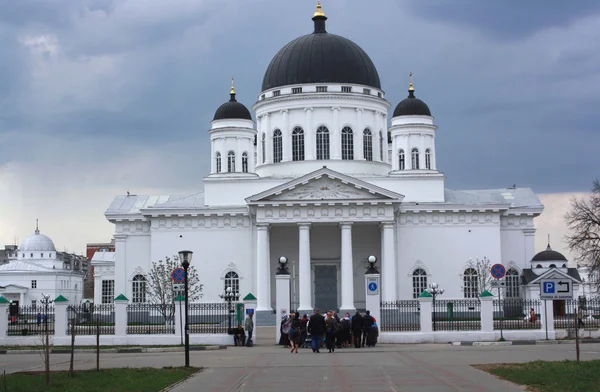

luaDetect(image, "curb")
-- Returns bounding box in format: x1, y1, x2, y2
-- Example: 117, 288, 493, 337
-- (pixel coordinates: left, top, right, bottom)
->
452, 339, 600, 346
0, 345, 228, 355
158, 368, 203, 392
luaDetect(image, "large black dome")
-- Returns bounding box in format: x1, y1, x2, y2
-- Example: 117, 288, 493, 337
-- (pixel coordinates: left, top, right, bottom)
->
213, 91, 252, 121
532, 245, 568, 262
393, 88, 432, 117
261, 12, 381, 91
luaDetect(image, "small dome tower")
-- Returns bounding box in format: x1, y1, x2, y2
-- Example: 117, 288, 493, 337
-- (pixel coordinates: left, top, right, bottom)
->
389, 73, 438, 173
209, 79, 257, 177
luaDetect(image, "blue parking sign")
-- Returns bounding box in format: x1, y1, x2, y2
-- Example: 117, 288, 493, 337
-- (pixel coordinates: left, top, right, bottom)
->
543, 281, 555, 294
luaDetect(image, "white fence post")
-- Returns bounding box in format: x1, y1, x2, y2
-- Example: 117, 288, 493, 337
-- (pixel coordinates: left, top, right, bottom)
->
418, 294, 433, 333
275, 270, 291, 344
174, 295, 184, 343
54, 295, 69, 338
114, 294, 128, 337
541, 299, 555, 339
365, 272, 381, 326
479, 291, 494, 333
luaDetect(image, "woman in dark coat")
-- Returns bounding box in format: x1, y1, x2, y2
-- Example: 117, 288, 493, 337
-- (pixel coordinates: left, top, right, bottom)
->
289, 312, 301, 353
279, 312, 291, 347
325, 311, 336, 353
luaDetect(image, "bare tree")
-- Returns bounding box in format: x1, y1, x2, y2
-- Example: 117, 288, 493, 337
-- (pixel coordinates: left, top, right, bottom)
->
37, 294, 52, 386
565, 180, 600, 294
465, 257, 494, 294
146, 256, 203, 324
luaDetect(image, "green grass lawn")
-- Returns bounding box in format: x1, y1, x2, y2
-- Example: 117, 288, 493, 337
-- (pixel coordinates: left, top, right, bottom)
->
4, 367, 199, 392
475, 360, 600, 392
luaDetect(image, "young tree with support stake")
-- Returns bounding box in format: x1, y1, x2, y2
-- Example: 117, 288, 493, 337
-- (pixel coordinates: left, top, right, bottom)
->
145, 256, 203, 326
465, 257, 494, 295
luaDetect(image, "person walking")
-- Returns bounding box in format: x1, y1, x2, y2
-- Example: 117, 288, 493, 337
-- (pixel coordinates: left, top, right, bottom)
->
279, 311, 291, 347
578, 306, 585, 329
308, 309, 326, 353
300, 314, 309, 348
325, 311, 336, 353
341, 313, 352, 348
244, 312, 254, 347
289, 312, 301, 353
362, 310, 374, 348
351, 311, 363, 348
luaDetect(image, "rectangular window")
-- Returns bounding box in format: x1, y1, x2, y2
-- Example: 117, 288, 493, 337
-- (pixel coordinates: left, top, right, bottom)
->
260, 94, 265, 100
273, 90, 281, 97
377, 92, 382, 98
31, 280, 37, 289
292, 87, 302, 94
341, 86, 352, 93
31, 300, 37, 309
102, 280, 115, 304
363, 88, 371, 95
316, 86, 327, 92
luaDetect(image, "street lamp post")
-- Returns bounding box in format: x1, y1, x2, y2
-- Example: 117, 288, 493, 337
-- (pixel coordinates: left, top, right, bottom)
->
220, 287, 240, 333
178, 250, 193, 368
366, 255, 378, 273
426, 283, 444, 332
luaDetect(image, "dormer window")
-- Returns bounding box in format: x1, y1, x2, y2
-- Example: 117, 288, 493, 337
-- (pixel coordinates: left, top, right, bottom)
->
273, 90, 281, 97
292, 87, 302, 94
363, 88, 371, 95
261, 94, 265, 100
316, 86, 327, 92
41, 253, 44, 258
341, 86, 352, 93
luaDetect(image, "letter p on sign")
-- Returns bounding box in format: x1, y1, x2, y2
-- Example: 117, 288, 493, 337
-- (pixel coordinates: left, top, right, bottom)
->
544, 282, 555, 293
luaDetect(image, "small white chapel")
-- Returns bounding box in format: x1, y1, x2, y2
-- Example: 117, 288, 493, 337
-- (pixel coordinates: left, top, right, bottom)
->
100, 4, 548, 320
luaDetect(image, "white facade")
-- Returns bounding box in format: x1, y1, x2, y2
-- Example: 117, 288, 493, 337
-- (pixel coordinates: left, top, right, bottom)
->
0, 228, 84, 307
100, 8, 545, 319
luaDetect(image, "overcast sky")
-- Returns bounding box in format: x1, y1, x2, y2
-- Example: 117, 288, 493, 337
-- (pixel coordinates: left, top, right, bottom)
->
0, 1, 598, 259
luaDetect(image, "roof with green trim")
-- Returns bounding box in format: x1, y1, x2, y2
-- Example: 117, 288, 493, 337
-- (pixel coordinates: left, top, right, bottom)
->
54, 295, 68, 302
114, 294, 128, 301
243, 293, 257, 301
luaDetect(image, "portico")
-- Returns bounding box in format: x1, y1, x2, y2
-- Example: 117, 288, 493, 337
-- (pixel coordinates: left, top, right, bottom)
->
246, 167, 403, 314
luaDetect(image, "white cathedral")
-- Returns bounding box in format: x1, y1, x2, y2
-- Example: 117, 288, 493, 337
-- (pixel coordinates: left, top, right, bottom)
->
98, 5, 549, 320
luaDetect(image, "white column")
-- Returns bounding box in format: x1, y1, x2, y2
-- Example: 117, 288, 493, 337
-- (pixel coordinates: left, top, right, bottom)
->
275, 273, 291, 344
210, 139, 216, 173
391, 133, 398, 171
524, 229, 536, 264
114, 298, 128, 337
256, 116, 262, 167
282, 110, 290, 162
381, 222, 396, 302
331, 107, 341, 159
418, 296, 433, 333
407, 134, 413, 170
265, 113, 273, 164
174, 296, 184, 342
114, 235, 127, 298
0, 303, 7, 340
19, 292, 25, 306
430, 135, 437, 170
298, 223, 312, 313
340, 223, 355, 313
365, 273, 381, 325
355, 109, 363, 160
479, 296, 494, 333
256, 224, 272, 311
235, 137, 242, 173
54, 299, 68, 338
419, 133, 425, 170
305, 108, 314, 160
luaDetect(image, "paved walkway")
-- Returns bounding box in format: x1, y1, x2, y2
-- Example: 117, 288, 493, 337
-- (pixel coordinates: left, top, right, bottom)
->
2, 343, 599, 391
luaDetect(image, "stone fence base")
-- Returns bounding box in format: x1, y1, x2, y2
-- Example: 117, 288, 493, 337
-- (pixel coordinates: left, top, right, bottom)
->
0, 334, 230, 347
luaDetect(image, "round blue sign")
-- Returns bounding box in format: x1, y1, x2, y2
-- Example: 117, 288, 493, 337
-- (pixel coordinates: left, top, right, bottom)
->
490, 264, 506, 280
368, 282, 378, 292
171, 268, 186, 282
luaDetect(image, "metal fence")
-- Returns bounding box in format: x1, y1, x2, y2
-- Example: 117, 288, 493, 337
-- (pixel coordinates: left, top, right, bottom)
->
493, 298, 541, 330
187, 302, 233, 334
7, 305, 55, 336
127, 303, 175, 334
432, 299, 481, 331
554, 298, 600, 330
67, 304, 115, 335
380, 300, 420, 332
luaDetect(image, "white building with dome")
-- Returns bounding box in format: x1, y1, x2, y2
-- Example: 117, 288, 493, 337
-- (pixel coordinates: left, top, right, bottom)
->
100, 4, 546, 323
0, 225, 85, 310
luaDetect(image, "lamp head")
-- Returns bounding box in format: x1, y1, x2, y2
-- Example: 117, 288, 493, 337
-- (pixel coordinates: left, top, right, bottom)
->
178, 250, 193, 268
368, 255, 377, 264
431, 282, 438, 290
279, 256, 288, 266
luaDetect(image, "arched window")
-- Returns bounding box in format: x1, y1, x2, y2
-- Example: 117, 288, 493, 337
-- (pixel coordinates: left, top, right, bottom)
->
261, 133, 266, 164
412, 268, 428, 299
411, 148, 420, 170
242, 152, 248, 173
463, 268, 478, 298
292, 127, 305, 161
273, 129, 283, 163
363, 129, 373, 161
227, 151, 235, 172
341, 127, 354, 160
398, 149, 405, 170
505, 268, 520, 298
536, 264, 542, 268
224, 271, 240, 294
379, 131, 384, 161
132, 275, 146, 303
425, 149, 431, 170
216, 152, 222, 173
549, 264, 556, 268
316, 126, 330, 160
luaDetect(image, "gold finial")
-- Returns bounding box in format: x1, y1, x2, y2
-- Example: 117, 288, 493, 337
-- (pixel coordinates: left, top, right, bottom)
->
409, 72, 414, 92
230, 77, 235, 95
314, 1, 325, 17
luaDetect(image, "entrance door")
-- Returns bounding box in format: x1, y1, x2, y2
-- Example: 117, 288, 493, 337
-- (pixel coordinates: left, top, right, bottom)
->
314, 265, 338, 312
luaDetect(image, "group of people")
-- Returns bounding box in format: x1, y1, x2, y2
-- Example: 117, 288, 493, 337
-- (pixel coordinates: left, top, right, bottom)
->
279, 309, 379, 353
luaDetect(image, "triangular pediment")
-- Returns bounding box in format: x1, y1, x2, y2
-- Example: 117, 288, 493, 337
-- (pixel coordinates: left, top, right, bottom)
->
529, 268, 581, 285
246, 168, 403, 204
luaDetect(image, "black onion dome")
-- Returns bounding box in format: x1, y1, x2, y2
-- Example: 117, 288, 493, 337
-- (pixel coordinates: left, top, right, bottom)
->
393, 88, 432, 117
261, 13, 381, 91
213, 91, 252, 121
531, 245, 568, 262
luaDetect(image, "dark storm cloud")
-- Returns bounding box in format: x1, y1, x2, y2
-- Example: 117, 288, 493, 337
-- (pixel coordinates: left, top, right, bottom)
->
0, 0, 598, 197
